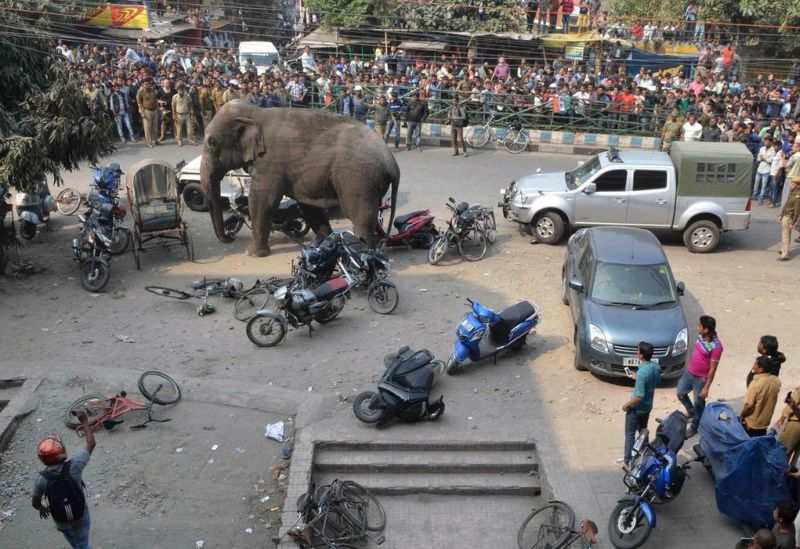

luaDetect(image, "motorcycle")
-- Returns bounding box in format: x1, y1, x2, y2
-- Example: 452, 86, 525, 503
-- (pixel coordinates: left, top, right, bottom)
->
72, 213, 113, 292
14, 183, 57, 240
223, 189, 310, 240
338, 231, 399, 314
86, 202, 130, 255
446, 298, 540, 374
353, 346, 445, 428
374, 202, 438, 249
0, 184, 20, 275
608, 411, 692, 549
428, 198, 488, 264
245, 261, 355, 347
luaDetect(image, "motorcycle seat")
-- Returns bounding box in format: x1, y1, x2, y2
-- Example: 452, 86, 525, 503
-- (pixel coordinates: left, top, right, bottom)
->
390, 350, 435, 391
490, 301, 536, 345
341, 232, 368, 253
311, 277, 349, 300
393, 211, 426, 229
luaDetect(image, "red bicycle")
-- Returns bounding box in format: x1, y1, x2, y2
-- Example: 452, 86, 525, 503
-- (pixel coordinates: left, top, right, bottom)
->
63, 371, 181, 436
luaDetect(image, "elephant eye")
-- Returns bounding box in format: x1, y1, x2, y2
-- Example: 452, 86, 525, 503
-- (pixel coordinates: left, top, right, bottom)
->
207, 136, 219, 150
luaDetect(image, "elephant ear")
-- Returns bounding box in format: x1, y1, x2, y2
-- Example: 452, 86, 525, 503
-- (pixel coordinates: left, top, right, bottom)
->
235, 117, 267, 165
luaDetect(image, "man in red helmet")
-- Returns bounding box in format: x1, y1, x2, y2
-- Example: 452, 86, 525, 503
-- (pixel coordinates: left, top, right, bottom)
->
32, 411, 96, 548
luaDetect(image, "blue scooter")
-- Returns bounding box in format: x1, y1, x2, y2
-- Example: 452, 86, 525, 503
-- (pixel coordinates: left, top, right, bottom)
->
607, 410, 692, 548
446, 298, 541, 374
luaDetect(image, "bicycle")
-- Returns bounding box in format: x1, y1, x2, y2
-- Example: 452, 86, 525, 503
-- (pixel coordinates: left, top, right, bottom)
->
471, 205, 497, 244
428, 198, 488, 265
55, 187, 83, 216
145, 276, 247, 316
233, 276, 298, 321
279, 479, 386, 548
63, 371, 181, 435
517, 500, 597, 549
465, 111, 530, 154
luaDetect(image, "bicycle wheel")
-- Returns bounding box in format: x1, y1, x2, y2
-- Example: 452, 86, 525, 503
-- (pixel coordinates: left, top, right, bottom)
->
56, 188, 82, 215
64, 394, 110, 429
428, 234, 450, 265
483, 211, 497, 244
367, 280, 399, 315
504, 128, 530, 154
145, 286, 193, 300
458, 227, 487, 261
517, 501, 576, 549
466, 125, 491, 148
233, 287, 271, 322
138, 371, 182, 405
340, 480, 386, 532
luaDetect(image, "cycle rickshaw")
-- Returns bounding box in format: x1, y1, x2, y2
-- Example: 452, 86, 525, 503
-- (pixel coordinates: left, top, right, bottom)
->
125, 159, 194, 269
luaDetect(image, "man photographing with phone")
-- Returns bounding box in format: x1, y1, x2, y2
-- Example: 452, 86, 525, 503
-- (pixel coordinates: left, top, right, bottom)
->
32, 411, 96, 548
619, 341, 662, 469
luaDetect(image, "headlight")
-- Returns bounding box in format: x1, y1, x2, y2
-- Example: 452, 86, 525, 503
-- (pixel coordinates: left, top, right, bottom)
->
673, 328, 688, 355
589, 324, 608, 353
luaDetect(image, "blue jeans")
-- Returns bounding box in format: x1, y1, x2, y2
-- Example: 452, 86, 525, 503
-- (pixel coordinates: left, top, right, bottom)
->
384, 118, 400, 147
624, 409, 650, 464
753, 171, 770, 200
771, 174, 784, 206
61, 514, 91, 549
406, 121, 421, 149
677, 369, 706, 430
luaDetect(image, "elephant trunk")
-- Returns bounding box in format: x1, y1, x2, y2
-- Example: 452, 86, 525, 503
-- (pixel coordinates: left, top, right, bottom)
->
200, 155, 236, 244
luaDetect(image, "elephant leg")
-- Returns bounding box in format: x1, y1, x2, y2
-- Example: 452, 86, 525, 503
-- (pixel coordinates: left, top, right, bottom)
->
246, 185, 281, 257
300, 205, 331, 237
345, 202, 380, 249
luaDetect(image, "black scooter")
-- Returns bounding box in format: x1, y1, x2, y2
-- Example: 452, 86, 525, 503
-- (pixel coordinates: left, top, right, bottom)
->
223, 190, 310, 240
352, 346, 445, 428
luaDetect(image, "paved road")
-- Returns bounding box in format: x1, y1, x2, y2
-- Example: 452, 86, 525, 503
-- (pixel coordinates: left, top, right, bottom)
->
1, 140, 796, 548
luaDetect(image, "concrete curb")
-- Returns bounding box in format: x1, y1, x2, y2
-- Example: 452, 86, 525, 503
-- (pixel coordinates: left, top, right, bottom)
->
0, 377, 42, 450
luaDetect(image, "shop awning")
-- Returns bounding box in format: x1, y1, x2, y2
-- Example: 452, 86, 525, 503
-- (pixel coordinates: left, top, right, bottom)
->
297, 27, 341, 48
398, 40, 447, 51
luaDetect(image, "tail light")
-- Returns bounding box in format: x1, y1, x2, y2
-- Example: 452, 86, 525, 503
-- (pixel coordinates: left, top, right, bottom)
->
112, 206, 126, 219
745, 198, 752, 211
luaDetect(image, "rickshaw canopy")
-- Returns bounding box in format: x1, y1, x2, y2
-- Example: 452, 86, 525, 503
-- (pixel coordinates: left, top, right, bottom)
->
126, 159, 179, 205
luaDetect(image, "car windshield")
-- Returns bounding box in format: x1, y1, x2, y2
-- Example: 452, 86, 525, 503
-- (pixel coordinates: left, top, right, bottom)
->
590, 262, 676, 307
566, 156, 602, 189
241, 54, 276, 67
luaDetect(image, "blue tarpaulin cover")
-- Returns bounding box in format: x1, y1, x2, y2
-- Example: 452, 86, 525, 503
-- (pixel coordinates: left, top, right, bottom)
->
699, 402, 792, 527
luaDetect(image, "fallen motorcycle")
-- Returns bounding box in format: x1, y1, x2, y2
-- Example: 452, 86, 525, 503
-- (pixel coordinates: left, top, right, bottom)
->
353, 346, 445, 428
375, 201, 438, 248
446, 298, 541, 374
428, 198, 488, 264
339, 231, 399, 314
246, 261, 355, 347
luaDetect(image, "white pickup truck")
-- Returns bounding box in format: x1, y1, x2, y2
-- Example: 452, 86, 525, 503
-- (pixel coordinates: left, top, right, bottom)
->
499, 143, 753, 253
176, 155, 250, 212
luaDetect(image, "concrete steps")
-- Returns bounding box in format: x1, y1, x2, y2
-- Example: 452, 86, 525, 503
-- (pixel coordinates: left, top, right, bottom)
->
312, 441, 541, 497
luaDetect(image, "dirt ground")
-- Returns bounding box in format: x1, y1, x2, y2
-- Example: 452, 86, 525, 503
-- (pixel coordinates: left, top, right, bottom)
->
0, 142, 798, 548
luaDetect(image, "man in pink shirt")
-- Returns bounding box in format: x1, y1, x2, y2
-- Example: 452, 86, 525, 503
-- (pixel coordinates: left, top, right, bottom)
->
688, 74, 706, 97
492, 57, 510, 82
677, 315, 723, 437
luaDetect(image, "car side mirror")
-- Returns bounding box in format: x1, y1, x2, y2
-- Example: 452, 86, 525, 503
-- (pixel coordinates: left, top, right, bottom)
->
568, 279, 584, 293
676, 281, 685, 296
582, 183, 597, 194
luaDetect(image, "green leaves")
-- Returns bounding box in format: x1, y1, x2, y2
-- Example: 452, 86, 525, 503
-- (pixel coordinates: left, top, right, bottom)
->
0, 10, 114, 193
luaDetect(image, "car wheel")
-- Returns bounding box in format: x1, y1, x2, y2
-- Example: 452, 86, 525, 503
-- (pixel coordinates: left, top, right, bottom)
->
573, 327, 587, 371
683, 220, 720, 253
182, 182, 209, 212
531, 212, 564, 244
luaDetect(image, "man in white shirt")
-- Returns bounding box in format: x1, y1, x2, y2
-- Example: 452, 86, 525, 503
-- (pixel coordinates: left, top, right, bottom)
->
754, 136, 775, 204
680, 112, 703, 142
300, 46, 317, 73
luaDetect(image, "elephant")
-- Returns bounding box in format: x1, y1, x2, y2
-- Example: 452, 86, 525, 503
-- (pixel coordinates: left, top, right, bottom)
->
200, 100, 399, 257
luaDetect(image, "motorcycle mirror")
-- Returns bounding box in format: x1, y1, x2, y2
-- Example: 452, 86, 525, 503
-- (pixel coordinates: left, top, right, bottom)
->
448, 197, 455, 203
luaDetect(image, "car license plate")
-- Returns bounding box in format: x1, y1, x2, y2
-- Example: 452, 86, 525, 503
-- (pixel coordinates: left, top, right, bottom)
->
622, 357, 659, 367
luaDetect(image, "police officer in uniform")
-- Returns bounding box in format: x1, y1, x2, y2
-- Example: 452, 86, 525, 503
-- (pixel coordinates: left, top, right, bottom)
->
136, 78, 159, 147
172, 84, 196, 146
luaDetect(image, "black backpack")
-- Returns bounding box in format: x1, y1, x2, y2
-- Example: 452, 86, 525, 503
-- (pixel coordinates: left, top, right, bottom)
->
41, 461, 86, 523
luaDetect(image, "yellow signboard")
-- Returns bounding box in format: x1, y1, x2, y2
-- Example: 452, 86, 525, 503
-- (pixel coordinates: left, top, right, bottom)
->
85, 4, 149, 29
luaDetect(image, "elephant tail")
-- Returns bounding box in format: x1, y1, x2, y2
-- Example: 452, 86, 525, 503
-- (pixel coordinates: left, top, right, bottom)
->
386, 166, 400, 239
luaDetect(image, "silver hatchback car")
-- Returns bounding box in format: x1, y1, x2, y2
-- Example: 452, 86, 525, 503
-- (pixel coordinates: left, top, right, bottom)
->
562, 227, 688, 379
